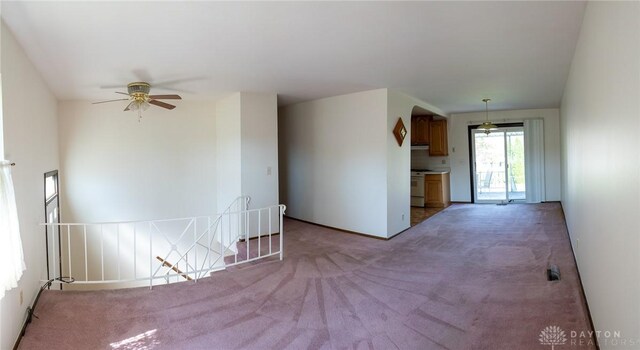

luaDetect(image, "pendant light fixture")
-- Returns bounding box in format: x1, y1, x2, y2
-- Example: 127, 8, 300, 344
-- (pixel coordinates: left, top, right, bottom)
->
477, 98, 498, 135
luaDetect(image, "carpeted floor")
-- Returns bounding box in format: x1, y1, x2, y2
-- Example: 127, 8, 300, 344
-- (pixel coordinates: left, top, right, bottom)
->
19, 203, 595, 349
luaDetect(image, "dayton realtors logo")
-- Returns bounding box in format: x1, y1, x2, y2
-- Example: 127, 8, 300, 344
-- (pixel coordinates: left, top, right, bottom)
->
539, 325, 633, 347
539, 325, 567, 349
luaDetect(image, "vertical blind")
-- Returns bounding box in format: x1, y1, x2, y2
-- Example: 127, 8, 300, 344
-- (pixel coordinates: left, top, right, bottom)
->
524, 119, 546, 203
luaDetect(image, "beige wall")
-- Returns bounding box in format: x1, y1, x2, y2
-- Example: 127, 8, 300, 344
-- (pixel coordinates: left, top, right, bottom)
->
0, 23, 59, 349
279, 89, 389, 237
216, 93, 242, 214
560, 2, 640, 347
58, 100, 218, 223
240, 93, 279, 212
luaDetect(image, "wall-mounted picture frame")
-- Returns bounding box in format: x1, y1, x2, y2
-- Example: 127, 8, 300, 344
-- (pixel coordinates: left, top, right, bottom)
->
393, 117, 407, 146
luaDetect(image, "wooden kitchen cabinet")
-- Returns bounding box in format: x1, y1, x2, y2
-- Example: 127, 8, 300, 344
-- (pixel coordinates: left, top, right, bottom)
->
425, 173, 451, 208
429, 119, 448, 156
411, 116, 430, 145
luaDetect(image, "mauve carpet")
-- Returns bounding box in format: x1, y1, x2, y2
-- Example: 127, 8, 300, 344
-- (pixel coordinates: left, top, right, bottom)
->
19, 203, 594, 349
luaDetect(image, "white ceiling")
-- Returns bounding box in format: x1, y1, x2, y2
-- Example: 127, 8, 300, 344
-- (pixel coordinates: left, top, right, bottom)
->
1, 1, 585, 114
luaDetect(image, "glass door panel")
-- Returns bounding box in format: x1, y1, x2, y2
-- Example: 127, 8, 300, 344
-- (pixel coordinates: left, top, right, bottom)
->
472, 127, 527, 203
473, 130, 506, 202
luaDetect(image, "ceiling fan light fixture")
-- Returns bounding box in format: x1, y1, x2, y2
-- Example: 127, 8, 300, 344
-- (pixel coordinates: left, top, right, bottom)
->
477, 98, 498, 135
478, 121, 498, 135
92, 81, 181, 121
128, 99, 150, 121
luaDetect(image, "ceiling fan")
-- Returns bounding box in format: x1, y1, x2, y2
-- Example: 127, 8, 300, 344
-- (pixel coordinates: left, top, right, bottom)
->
92, 82, 182, 120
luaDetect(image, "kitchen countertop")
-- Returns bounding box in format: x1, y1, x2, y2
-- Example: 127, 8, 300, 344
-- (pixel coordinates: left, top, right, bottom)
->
411, 169, 450, 175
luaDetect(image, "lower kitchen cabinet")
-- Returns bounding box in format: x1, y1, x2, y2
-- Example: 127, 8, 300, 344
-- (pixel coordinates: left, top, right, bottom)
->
425, 173, 451, 208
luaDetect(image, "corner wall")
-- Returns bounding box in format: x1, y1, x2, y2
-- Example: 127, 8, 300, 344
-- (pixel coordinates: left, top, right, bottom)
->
216, 92, 279, 212
0, 23, 59, 349
240, 93, 279, 211
279, 89, 443, 238
560, 2, 640, 347
448, 108, 562, 202
279, 89, 388, 237
387, 90, 445, 236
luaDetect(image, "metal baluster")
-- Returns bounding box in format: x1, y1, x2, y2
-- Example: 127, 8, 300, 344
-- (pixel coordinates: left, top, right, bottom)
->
269, 207, 272, 255
117, 224, 121, 280
279, 206, 284, 260
101, 225, 104, 281
246, 211, 249, 261
67, 226, 72, 278
134, 224, 137, 280
194, 218, 197, 282
149, 222, 153, 289
258, 210, 261, 258
84, 225, 88, 281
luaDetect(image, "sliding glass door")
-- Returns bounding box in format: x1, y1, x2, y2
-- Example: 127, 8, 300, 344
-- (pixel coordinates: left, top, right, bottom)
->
472, 127, 526, 203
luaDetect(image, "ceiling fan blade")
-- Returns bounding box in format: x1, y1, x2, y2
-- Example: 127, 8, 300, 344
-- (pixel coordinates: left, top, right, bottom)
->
124, 101, 134, 111
152, 76, 206, 87
148, 94, 182, 100
99, 84, 125, 89
92, 98, 129, 105
149, 99, 176, 110
115, 92, 130, 96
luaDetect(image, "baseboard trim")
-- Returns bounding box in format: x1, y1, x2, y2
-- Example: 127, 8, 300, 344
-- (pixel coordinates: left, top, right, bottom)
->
387, 226, 412, 240
284, 216, 390, 240
559, 203, 600, 350
238, 232, 280, 242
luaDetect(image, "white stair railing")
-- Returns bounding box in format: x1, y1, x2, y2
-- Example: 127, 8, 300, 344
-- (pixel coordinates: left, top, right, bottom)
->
41, 197, 286, 289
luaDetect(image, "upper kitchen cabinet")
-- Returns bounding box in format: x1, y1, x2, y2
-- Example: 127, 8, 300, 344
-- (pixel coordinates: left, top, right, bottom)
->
411, 116, 430, 145
429, 119, 449, 156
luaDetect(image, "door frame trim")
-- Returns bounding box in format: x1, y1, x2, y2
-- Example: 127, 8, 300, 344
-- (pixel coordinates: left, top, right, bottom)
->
44, 170, 61, 289
467, 123, 523, 203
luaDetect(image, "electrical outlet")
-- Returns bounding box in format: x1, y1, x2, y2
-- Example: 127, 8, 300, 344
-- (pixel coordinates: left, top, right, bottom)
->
402, 214, 405, 221
19, 290, 23, 306
441, 159, 447, 164
267, 166, 272, 176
